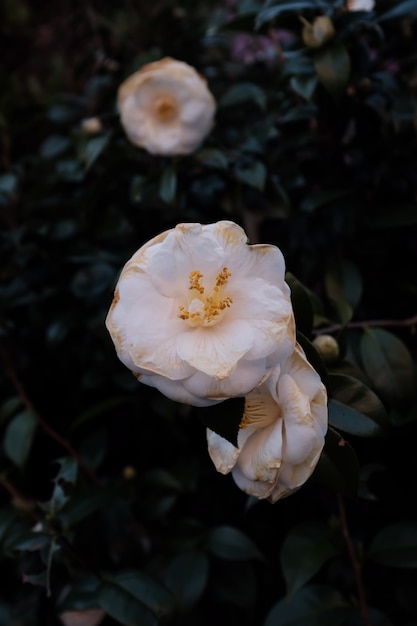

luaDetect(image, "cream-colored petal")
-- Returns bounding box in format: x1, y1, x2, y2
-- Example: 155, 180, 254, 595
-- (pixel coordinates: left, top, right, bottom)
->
176, 321, 253, 379
207, 429, 240, 474
140, 373, 221, 407
183, 356, 268, 400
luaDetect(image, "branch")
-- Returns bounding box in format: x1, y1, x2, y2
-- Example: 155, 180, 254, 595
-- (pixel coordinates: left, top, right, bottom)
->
338, 495, 373, 626
0, 342, 101, 487
314, 312, 417, 336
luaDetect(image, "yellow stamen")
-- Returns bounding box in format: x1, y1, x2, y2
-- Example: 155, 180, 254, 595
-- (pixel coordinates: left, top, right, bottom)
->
178, 267, 233, 327
154, 96, 177, 122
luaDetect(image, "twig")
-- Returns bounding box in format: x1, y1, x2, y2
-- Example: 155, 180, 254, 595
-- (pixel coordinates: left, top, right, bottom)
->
314, 313, 417, 336
338, 495, 373, 626
0, 342, 101, 487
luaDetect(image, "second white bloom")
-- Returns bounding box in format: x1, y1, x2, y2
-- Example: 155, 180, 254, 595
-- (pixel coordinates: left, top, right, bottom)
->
207, 344, 328, 502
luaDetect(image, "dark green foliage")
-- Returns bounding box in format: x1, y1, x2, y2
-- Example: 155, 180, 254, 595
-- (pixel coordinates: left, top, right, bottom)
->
1, 0, 417, 624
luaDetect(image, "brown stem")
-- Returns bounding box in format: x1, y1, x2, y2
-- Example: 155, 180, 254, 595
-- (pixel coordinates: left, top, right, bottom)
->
314, 312, 417, 336
0, 343, 101, 487
338, 495, 373, 626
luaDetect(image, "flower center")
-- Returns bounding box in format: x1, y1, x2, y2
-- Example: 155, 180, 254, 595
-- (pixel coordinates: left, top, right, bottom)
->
178, 268, 233, 328
153, 96, 178, 122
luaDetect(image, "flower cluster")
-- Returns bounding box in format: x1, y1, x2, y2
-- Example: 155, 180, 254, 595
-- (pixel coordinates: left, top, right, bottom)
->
106, 221, 328, 501
117, 57, 216, 156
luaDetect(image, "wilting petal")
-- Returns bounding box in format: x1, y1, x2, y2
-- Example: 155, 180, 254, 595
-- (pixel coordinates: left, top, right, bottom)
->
207, 429, 240, 474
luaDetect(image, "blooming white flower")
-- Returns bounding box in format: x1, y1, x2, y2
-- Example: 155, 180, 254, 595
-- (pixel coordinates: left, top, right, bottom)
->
346, 0, 374, 11
207, 343, 328, 502
106, 221, 295, 407
117, 57, 216, 156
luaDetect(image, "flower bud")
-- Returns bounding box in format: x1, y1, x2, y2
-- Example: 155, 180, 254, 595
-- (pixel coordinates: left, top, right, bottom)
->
312, 334, 340, 364
302, 16, 335, 48
81, 117, 103, 135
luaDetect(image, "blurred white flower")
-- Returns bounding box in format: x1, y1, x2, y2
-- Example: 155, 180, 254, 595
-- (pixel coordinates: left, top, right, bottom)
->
346, 0, 374, 11
301, 16, 335, 49
81, 117, 103, 135
207, 343, 328, 502
117, 57, 216, 156
106, 221, 295, 407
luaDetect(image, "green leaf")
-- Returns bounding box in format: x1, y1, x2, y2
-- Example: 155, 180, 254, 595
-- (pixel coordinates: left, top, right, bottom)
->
98, 570, 174, 626
196, 397, 244, 447
328, 400, 386, 438
314, 426, 359, 499
367, 523, 417, 569
84, 132, 111, 170
264, 584, 352, 626
163, 551, 209, 610
196, 148, 229, 169
314, 42, 350, 99
3, 409, 37, 468
219, 83, 266, 110
159, 166, 177, 204
286, 273, 314, 337
378, 0, 417, 22
369, 205, 417, 229
255, 2, 326, 29
360, 328, 415, 407
290, 74, 318, 102
325, 259, 362, 312
207, 525, 264, 561
281, 523, 342, 598
234, 160, 266, 190
328, 374, 389, 437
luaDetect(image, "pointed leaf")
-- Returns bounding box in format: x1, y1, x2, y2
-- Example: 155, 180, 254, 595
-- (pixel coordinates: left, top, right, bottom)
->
264, 584, 352, 626
281, 523, 342, 598
314, 42, 350, 99
367, 523, 417, 568
314, 426, 359, 498
3, 409, 37, 468
360, 328, 415, 407
286, 273, 314, 336
207, 525, 264, 561
163, 551, 209, 610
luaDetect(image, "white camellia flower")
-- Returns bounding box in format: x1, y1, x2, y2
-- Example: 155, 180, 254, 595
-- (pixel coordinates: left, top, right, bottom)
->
207, 343, 328, 502
106, 221, 295, 407
346, 0, 374, 11
117, 57, 216, 156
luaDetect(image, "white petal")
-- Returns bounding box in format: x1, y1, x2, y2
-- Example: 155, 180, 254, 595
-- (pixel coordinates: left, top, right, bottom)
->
207, 429, 240, 474
147, 224, 224, 297
183, 357, 268, 400
140, 373, 220, 407
176, 321, 253, 379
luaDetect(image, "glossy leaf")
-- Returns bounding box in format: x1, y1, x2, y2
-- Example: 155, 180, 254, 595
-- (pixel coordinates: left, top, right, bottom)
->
314, 426, 359, 498
328, 374, 389, 437
159, 166, 177, 204
264, 584, 352, 626
360, 328, 415, 407
219, 83, 266, 110
314, 42, 351, 98
207, 525, 264, 561
378, 0, 417, 21
234, 160, 266, 190
98, 570, 174, 626
325, 259, 362, 312
3, 409, 37, 468
367, 523, 417, 568
163, 551, 209, 610
281, 523, 342, 598
286, 272, 314, 337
